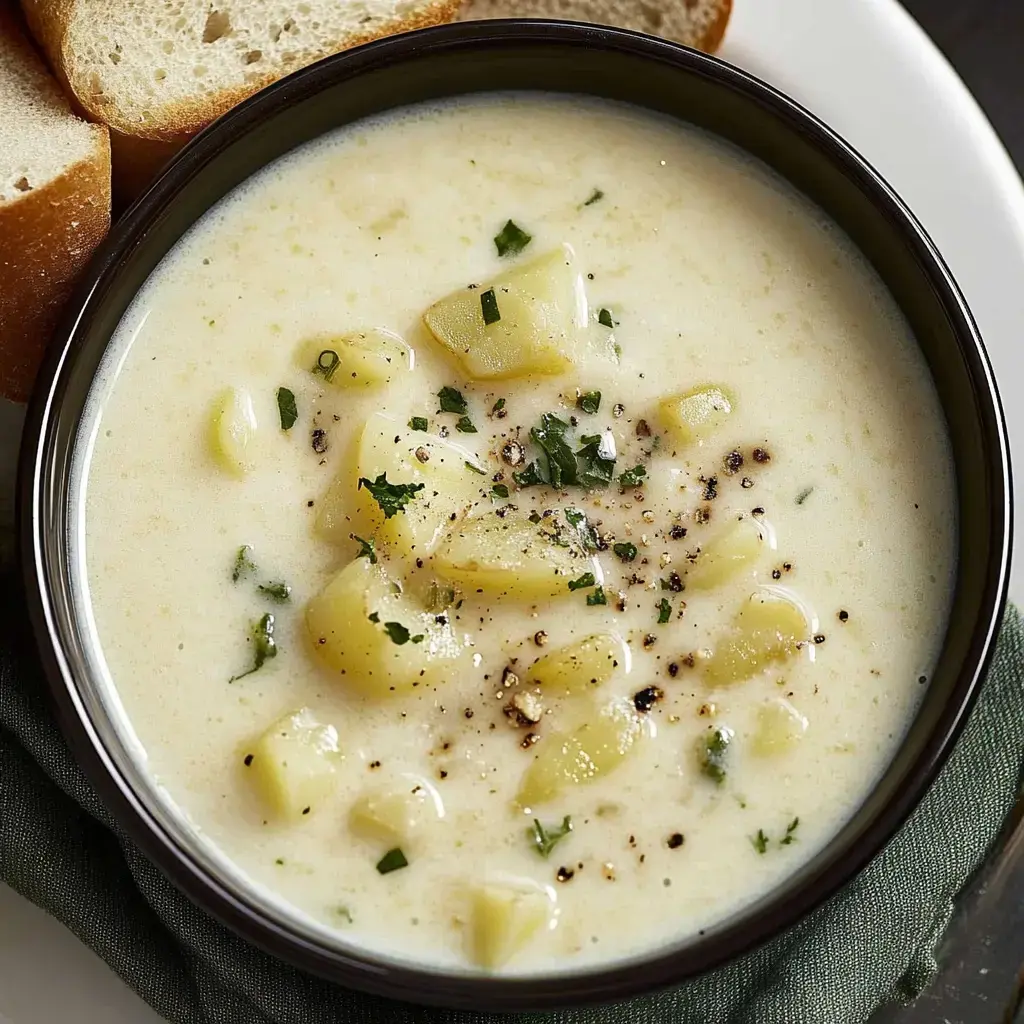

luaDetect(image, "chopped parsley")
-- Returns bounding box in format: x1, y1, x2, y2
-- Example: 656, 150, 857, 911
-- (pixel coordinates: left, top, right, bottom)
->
493, 219, 532, 258
751, 829, 769, 855
568, 572, 596, 592
229, 613, 277, 682
311, 349, 340, 383
563, 508, 600, 552
657, 597, 672, 624
350, 534, 377, 564
700, 726, 733, 785
258, 582, 291, 603
383, 622, 412, 645
532, 413, 578, 488
582, 188, 604, 207
232, 544, 256, 582
465, 460, 487, 475
491, 483, 510, 499
358, 473, 425, 519
796, 486, 814, 505
491, 398, 506, 415
276, 387, 297, 430
780, 817, 800, 845
480, 288, 501, 325
375, 847, 409, 874
575, 433, 616, 489
514, 462, 545, 487
530, 815, 573, 858
597, 308, 617, 329
437, 386, 468, 415
409, 416, 429, 432
514, 416, 616, 490
618, 464, 647, 489
586, 587, 608, 606
455, 415, 477, 433
368, 612, 380, 623
576, 390, 601, 414
612, 542, 638, 562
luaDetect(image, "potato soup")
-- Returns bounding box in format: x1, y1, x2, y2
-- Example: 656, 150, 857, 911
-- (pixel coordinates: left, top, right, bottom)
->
75, 94, 956, 973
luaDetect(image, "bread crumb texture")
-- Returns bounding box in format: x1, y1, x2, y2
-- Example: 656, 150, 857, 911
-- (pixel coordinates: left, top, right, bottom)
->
47, 0, 461, 137
457, 0, 732, 51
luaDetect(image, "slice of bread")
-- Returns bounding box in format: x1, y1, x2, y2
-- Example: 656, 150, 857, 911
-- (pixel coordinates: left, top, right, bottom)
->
0, 5, 110, 402
21, 0, 463, 199
457, 0, 732, 51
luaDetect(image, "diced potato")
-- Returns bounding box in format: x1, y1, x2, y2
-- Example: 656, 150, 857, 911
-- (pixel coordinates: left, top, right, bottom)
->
658, 384, 734, 446
702, 588, 811, 687
685, 518, 770, 590
315, 412, 485, 556
297, 329, 412, 389
752, 699, 808, 756
208, 387, 257, 476
305, 558, 470, 696
526, 633, 630, 696
517, 699, 645, 807
348, 776, 445, 850
423, 245, 588, 379
467, 881, 554, 969
244, 707, 341, 819
433, 510, 602, 600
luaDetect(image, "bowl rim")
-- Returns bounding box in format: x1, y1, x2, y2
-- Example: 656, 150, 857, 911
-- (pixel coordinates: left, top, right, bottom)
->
17, 18, 1012, 1012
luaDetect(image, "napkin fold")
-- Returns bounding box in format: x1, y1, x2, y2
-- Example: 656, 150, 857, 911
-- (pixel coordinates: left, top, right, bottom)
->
1, 568, 1021, 1024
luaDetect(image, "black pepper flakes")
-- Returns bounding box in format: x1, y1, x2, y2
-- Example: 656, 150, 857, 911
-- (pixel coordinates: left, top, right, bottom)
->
813, 634, 826, 644
311, 428, 328, 454
752, 447, 771, 463
724, 450, 744, 475
838, 610, 849, 622
521, 732, 540, 749
556, 866, 575, 883
633, 685, 664, 712
642, 634, 657, 650
741, 477, 754, 489
694, 506, 711, 524
243, 753, 254, 767
667, 662, 679, 678
772, 568, 782, 580
667, 833, 685, 850
669, 524, 687, 540
501, 440, 525, 466
534, 631, 548, 646
636, 419, 652, 438
702, 476, 719, 501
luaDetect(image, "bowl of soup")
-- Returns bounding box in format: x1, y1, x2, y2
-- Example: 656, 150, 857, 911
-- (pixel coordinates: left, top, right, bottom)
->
19, 20, 1010, 1012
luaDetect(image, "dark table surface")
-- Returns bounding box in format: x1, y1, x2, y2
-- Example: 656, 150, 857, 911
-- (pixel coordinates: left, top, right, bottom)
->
872, 4, 1024, 1023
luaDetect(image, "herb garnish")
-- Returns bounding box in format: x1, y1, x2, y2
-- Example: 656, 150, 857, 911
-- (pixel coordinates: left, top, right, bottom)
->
437, 387, 468, 415
657, 598, 672, 624
530, 815, 573, 858
780, 817, 800, 845
376, 847, 409, 874
258, 582, 292, 603
514, 417, 616, 490
465, 460, 486, 475
312, 349, 340, 383
230, 613, 277, 681
491, 484, 510, 499
494, 219, 532, 258
586, 587, 608, 606
455, 415, 477, 433
612, 542, 638, 562
796, 486, 814, 505
618, 464, 647, 489
276, 387, 297, 430
491, 398, 506, 415
568, 572, 596, 592
563, 508, 601, 552
597, 308, 617, 329
582, 188, 604, 207
513, 462, 545, 487
480, 288, 501, 325
350, 534, 377, 564
532, 413, 578, 488
576, 390, 601, 414
358, 473, 425, 519
700, 726, 733, 785
409, 416, 429, 432
368, 612, 380, 623
383, 622, 420, 645
575, 433, 617, 488
751, 829, 769, 855
232, 544, 256, 582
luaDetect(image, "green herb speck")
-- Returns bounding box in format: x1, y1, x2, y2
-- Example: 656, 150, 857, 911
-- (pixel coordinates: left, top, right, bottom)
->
796, 486, 814, 505
480, 288, 501, 325
258, 581, 291, 603
618, 464, 647, 489
576, 390, 601, 414
383, 622, 411, 645
358, 473, 425, 519
455, 415, 477, 434
752, 829, 769, 855
494, 219, 532, 258
276, 387, 297, 430
409, 416, 429, 432
586, 586, 608, 606
229, 613, 277, 682
491, 483, 509, 499
657, 597, 671, 624
530, 815, 573, 858
376, 847, 409, 874
437, 387, 468, 415
612, 542, 637, 562
350, 534, 377, 564
232, 544, 256, 583
598, 308, 617, 329
568, 572, 596, 592
582, 188, 604, 207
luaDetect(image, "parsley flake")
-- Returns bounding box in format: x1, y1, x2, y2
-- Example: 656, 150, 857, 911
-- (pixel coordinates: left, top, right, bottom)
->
491, 483, 510, 499
598, 308, 617, 329
752, 829, 769, 855
455, 415, 477, 433
618, 464, 647, 489
409, 416, 429, 432
586, 586, 608, 606
576, 390, 601, 414
276, 387, 297, 430
568, 572, 596, 592
383, 622, 411, 645
613, 542, 637, 562
582, 188, 604, 207
494, 219, 532, 258
437, 387, 468, 415
232, 544, 256, 582
780, 817, 800, 845
700, 726, 733, 785
350, 534, 377, 564
358, 473, 425, 519
376, 847, 409, 874
229, 613, 277, 682
480, 288, 501, 325
258, 582, 291, 603
530, 815, 573, 858
657, 597, 672, 624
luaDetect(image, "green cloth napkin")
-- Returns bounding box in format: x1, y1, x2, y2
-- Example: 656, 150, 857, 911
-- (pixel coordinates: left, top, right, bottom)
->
1, 565, 1022, 1024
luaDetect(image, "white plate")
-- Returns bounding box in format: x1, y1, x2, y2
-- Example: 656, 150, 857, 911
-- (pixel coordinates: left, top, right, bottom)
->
2, 2, 1022, 1019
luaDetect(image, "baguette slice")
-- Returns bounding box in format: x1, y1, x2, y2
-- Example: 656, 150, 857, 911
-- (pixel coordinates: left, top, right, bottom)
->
0, 6, 110, 402
457, 0, 732, 51
21, 0, 463, 199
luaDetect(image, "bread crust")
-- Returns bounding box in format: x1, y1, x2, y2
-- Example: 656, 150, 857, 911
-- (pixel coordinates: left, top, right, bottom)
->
0, 131, 111, 401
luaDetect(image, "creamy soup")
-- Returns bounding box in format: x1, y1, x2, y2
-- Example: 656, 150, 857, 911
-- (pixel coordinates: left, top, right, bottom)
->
76, 94, 956, 973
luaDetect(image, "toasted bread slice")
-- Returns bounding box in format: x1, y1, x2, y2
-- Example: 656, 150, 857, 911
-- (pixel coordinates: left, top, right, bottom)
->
0, 6, 110, 402
21, 0, 463, 199
457, 0, 732, 51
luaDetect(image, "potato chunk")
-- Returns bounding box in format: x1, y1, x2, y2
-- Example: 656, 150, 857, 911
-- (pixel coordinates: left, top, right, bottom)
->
752, 699, 808, 756
526, 633, 630, 696
516, 699, 646, 807
433, 510, 602, 600
685, 517, 770, 590
702, 589, 812, 687
348, 776, 445, 850
208, 387, 257, 476
244, 707, 341, 819
305, 558, 469, 696
423, 245, 588, 379
467, 881, 554, 969
297, 329, 413, 388
315, 412, 485, 556
658, 384, 734, 446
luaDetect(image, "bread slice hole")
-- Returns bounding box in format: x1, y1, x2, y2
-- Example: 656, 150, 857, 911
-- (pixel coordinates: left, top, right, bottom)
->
203, 10, 231, 44
244, 49, 262, 64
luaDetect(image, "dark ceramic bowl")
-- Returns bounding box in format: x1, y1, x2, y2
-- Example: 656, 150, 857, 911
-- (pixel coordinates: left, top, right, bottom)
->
18, 20, 1011, 1012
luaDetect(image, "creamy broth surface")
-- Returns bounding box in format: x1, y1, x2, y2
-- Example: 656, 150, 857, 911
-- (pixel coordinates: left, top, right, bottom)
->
79, 95, 956, 972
